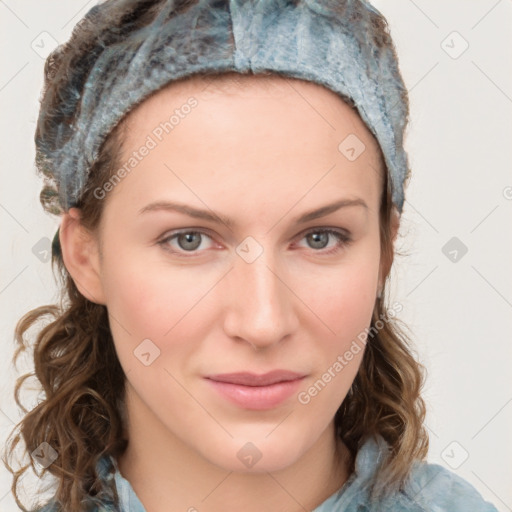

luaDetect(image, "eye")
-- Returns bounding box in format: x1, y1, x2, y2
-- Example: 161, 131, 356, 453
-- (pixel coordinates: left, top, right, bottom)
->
158, 230, 214, 256
296, 228, 352, 255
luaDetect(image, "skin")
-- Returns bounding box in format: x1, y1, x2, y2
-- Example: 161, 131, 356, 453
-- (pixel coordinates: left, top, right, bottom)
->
60, 74, 400, 512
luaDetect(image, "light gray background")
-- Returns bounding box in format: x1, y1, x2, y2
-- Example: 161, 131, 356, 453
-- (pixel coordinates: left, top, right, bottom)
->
1, 1, 511, 510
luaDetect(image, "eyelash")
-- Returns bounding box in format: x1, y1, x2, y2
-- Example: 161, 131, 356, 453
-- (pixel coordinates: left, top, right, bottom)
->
157, 228, 352, 258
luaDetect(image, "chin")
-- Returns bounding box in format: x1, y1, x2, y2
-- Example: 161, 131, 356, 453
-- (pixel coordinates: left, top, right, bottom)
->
196, 433, 308, 474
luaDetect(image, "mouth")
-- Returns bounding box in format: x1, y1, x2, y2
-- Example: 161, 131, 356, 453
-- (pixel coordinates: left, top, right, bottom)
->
205, 370, 307, 386
204, 371, 307, 410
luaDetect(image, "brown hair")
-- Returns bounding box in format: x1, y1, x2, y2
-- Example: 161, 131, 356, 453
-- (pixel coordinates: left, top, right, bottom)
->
2, 1, 428, 510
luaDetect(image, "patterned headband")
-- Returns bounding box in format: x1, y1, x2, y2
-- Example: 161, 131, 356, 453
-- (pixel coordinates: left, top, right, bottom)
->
37, 0, 409, 217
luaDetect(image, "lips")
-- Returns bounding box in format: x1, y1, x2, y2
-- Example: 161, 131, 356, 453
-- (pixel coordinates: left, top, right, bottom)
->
205, 370, 306, 386
205, 371, 306, 410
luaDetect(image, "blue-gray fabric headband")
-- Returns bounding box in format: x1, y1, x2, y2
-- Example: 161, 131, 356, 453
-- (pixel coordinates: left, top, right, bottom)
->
37, 0, 409, 215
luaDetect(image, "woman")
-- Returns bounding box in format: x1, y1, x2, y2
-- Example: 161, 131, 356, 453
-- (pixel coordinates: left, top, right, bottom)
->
3, 0, 499, 510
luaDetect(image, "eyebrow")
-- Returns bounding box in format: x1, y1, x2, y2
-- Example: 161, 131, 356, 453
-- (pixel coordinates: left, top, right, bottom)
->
138, 198, 368, 228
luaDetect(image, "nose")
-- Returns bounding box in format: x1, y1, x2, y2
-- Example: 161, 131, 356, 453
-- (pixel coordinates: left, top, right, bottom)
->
223, 248, 298, 351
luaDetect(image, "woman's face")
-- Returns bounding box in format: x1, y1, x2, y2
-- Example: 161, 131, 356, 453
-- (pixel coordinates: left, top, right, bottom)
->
70, 75, 392, 473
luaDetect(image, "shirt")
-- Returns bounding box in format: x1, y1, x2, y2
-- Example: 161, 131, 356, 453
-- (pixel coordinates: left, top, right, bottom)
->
36, 435, 499, 511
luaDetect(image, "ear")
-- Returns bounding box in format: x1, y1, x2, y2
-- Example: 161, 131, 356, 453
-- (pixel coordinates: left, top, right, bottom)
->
377, 206, 401, 296
59, 208, 106, 305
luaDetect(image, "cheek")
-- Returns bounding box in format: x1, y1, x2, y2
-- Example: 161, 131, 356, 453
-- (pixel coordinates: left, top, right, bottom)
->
303, 253, 379, 337
298, 244, 380, 384
305, 276, 375, 383
296, 269, 377, 409
100, 246, 220, 363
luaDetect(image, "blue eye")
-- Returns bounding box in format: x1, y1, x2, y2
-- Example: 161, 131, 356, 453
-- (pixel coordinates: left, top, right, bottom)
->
299, 228, 352, 255
159, 231, 213, 255
158, 228, 351, 257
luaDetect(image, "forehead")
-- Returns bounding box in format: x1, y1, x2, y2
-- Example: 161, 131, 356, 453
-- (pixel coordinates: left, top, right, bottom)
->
125, 71, 374, 134
122, 71, 384, 163
113, 72, 385, 212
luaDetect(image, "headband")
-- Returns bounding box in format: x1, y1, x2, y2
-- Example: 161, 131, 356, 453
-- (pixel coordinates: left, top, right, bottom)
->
38, 0, 410, 256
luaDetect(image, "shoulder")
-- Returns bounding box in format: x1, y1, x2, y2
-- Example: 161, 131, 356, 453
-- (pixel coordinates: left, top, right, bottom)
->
342, 435, 499, 512
33, 500, 117, 512
397, 460, 499, 512
33, 499, 118, 512
32, 455, 120, 512
32, 502, 58, 512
